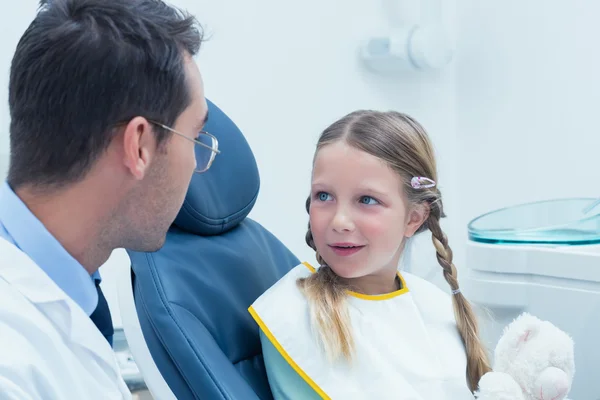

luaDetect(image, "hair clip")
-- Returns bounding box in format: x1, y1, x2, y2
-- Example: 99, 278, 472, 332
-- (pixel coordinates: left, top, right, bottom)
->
411, 176, 436, 189
451, 288, 461, 295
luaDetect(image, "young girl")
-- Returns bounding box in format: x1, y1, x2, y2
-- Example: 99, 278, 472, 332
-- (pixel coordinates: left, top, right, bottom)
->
249, 110, 489, 399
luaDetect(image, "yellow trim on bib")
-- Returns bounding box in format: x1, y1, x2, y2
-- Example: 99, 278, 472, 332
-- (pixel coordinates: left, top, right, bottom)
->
302, 261, 316, 273
301, 262, 409, 301
248, 306, 330, 400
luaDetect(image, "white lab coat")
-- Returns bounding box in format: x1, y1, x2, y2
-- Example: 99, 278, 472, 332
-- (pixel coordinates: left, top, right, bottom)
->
0, 238, 132, 399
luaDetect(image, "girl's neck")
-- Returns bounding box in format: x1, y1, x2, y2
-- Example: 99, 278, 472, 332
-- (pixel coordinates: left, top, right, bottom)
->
339, 269, 401, 295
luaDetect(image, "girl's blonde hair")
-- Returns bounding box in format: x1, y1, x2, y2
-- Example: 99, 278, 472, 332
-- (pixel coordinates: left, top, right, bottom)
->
297, 110, 490, 392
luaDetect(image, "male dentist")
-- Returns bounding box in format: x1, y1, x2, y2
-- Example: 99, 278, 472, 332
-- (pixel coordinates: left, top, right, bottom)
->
0, 0, 217, 398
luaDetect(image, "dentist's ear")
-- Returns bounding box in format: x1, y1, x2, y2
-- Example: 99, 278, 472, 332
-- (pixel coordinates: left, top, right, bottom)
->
405, 204, 429, 238
122, 117, 156, 180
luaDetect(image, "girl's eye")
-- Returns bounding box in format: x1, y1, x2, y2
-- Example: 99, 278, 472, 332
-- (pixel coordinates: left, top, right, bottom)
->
317, 192, 332, 202
360, 196, 379, 205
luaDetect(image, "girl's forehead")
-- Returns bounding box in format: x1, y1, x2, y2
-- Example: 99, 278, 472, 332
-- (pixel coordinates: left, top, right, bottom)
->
312, 142, 401, 193
314, 142, 382, 168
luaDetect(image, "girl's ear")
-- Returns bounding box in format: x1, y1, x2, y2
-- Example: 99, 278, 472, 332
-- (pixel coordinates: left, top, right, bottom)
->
405, 204, 429, 237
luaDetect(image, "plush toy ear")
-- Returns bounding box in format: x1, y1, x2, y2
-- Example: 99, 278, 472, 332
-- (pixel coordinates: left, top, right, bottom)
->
510, 313, 541, 351
516, 329, 532, 346
493, 312, 545, 370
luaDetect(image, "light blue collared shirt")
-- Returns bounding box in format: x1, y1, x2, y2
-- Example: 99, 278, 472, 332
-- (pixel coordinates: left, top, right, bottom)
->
0, 181, 99, 316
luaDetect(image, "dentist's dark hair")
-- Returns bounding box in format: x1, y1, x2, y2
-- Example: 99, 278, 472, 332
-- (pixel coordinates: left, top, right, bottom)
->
297, 110, 491, 392
8, 0, 204, 190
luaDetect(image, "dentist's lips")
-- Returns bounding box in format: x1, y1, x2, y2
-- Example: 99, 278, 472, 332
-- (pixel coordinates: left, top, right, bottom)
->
328, 243, 365, 256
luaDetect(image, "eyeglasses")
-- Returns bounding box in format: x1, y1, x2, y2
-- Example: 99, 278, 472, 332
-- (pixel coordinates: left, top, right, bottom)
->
149, 121, 220, 173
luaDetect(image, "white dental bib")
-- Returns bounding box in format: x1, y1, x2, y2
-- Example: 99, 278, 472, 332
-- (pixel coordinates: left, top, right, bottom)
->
249, 263, 475, 400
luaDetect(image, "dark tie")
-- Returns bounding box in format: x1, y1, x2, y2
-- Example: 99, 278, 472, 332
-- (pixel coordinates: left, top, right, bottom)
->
90, 279, 114, 347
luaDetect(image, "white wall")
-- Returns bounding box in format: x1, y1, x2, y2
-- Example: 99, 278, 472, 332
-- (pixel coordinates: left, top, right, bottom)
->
456, 0, 600, 225
0, 1, 459, 325
0, 2, 39, 181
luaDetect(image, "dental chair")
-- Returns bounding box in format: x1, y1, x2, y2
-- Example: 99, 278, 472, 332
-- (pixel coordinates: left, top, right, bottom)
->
124, 99, 300, 399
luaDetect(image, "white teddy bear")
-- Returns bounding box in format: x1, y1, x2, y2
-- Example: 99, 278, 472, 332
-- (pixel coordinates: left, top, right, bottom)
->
475, 312, 575, 400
